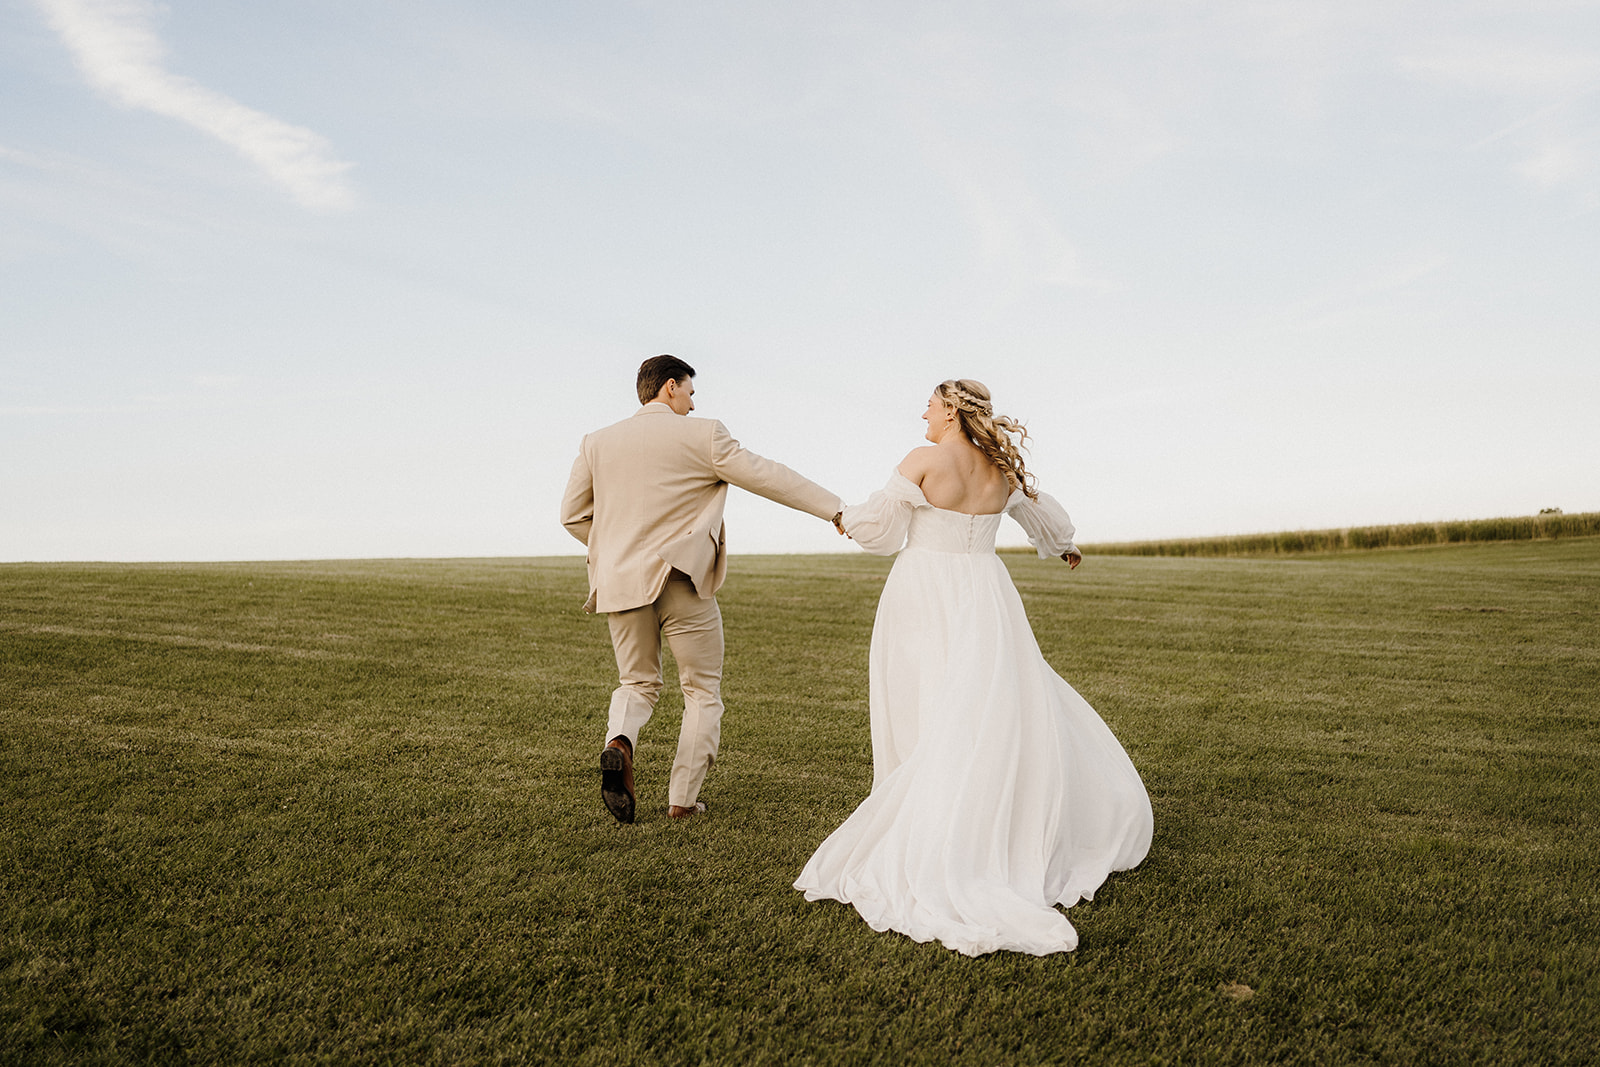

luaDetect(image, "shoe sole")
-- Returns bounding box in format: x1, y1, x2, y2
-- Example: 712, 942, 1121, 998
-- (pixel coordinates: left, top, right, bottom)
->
599, 747, 635, 824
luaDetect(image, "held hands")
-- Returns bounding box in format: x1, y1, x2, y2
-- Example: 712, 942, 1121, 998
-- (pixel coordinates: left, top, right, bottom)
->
1062, 549, 1082, 570
832, 512, 848, 537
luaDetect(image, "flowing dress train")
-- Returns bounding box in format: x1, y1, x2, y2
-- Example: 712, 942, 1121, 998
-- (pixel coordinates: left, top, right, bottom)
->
793, 472, 1153, 957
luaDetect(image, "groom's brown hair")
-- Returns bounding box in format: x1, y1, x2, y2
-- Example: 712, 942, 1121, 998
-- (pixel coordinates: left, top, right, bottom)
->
637, 355, 697, 405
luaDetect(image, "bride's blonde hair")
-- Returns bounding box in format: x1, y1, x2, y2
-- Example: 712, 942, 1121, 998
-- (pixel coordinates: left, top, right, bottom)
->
936, 379, 1038, 501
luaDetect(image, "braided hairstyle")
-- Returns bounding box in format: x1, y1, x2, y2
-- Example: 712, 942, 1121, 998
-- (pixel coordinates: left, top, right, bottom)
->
936, 379, 1038, 501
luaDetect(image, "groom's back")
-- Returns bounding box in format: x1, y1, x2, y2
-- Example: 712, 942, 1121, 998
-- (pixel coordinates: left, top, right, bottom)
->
565, 399, 838, 614
577, 408, 727, 610
584, 409, 720, 526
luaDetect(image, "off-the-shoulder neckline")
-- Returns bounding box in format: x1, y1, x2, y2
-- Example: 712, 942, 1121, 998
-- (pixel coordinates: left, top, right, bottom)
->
888, 470, 1023, 517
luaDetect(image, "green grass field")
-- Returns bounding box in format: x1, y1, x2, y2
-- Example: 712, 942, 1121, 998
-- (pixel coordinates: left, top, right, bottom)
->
3, 540, 1597, 1064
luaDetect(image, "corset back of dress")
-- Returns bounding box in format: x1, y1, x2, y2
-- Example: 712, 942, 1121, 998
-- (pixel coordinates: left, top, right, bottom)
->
904, 506, 1003, 555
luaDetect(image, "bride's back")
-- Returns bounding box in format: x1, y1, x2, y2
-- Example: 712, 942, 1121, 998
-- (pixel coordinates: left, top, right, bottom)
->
902, 441, 1012, 515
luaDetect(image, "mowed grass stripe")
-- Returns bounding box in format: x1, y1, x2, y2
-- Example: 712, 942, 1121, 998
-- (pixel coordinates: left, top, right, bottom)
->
2, 542, 1596, 1065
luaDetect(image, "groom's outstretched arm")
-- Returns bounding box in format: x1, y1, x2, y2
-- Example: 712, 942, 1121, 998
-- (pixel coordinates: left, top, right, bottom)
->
560, 450, 595, 544
709, 420, 841, 521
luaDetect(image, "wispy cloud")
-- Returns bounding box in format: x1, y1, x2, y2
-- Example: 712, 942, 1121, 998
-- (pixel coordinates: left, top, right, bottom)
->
1399, 37, 1600, 98
1272, 254, 1451, 332
0, 374, 246, 417
918, 124, 1117, 294
31, 0, 356, 211
1399, 37, 1600, 202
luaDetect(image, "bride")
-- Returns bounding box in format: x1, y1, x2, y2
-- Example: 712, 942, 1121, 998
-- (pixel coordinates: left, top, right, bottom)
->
794, 379, 1153, 957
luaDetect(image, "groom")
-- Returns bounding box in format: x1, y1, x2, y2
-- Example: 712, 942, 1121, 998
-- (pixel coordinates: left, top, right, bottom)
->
560, 355, 843, 823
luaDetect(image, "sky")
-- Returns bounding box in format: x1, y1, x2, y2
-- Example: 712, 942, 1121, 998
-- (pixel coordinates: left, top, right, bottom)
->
3, 0, 1597, 562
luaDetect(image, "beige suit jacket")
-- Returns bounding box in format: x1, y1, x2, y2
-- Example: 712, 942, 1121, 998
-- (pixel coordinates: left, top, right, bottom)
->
560, 403, 842, 614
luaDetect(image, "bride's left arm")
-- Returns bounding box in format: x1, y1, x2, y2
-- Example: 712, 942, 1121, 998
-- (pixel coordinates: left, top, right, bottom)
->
841, 472, 924, 555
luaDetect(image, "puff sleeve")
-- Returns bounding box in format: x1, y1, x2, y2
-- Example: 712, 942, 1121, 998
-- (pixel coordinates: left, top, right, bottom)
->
1006, 489, 1079, 559
840, 472, 929, 555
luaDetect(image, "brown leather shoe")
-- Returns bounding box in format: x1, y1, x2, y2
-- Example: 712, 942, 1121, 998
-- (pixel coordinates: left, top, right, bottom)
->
667, 801, 707, 819
600, 737, 635, 824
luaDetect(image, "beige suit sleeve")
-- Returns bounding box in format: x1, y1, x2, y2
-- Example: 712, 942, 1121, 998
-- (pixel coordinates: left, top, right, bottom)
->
559, 448, 595, 545
709, 421, 842, 520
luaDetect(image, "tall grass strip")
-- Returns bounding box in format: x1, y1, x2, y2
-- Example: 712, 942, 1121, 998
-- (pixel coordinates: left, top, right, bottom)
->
1077, 509, 1600, 558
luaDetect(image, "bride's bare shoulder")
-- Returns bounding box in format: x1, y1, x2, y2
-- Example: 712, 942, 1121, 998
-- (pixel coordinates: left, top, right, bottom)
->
895, 446, 939, 481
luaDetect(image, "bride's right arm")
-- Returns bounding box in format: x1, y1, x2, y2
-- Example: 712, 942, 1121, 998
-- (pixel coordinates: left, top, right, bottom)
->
1007, 490, 1079, 561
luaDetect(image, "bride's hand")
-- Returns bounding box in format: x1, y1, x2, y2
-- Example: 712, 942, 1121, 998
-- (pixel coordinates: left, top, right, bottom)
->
1062, 550, 1082, 569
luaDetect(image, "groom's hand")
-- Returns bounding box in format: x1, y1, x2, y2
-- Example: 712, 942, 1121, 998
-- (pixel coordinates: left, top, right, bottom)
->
1063, 549, 1082, 569
832, 511, 847, 536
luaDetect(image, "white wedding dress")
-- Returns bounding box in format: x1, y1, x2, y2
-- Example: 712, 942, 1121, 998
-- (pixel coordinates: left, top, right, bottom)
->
794, 472, 1153, 957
